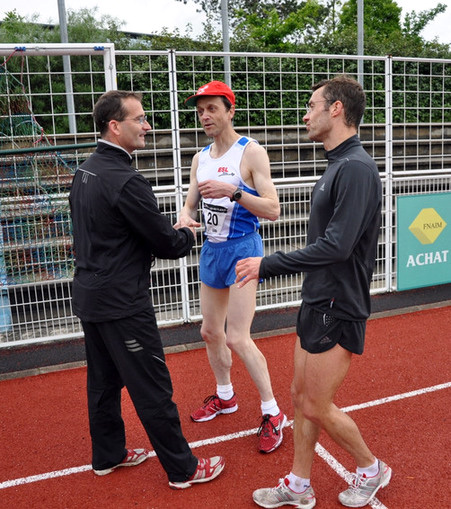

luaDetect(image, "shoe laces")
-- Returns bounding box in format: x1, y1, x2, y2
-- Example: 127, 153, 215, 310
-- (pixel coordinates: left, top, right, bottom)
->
274, 477, 299, 496
265, 478, 287, 494
192, 458, 207, 479
202, 394, 219, 408
350, 472, 368, 490
257, 414, 279, 437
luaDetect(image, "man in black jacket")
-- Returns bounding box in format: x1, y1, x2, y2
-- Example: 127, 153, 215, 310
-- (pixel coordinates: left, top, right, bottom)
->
69, 90, 224, 489
236, 76, 391, 508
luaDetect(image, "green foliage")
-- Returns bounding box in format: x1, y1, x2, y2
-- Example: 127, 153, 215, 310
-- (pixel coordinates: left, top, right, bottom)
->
392, 60, 451, 123
402, 3, 447, 39
0, 2, 449, 136
232, 1, 323, 51
0, 10, 60, 43
175, 0, 308, 22
334, 0, 450, 58
66, 8, 127, 47
339, 0, 402, 39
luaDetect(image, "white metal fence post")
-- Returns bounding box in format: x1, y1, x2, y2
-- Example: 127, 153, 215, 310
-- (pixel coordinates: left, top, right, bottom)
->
102, 44, 117, 91
168, 49, 191, 323
384, 55, 394, 291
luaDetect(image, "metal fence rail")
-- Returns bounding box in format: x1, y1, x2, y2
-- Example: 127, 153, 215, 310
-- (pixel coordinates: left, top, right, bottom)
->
0, 44, 450, 346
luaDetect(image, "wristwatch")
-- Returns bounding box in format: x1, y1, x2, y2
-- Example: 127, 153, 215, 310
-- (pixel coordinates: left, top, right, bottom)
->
230, 187, 243, 202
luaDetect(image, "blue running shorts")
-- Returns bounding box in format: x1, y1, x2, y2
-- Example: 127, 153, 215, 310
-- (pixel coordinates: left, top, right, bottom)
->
200, 232, 263, 289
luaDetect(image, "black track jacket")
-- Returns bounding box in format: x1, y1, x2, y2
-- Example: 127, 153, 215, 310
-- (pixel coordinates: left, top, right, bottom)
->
259, 135, 382, 321
69, 141, 194, 322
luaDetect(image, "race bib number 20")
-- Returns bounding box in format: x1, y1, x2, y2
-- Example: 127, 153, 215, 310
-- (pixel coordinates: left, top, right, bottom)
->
203, 202, 228, 235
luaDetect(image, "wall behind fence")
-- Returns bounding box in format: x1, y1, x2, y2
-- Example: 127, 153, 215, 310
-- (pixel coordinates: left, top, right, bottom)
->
0, 44, 450, 346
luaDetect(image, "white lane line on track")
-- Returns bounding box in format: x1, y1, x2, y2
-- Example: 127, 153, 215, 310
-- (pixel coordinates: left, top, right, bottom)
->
340, 381, 451, 413
1, 381, 449, 491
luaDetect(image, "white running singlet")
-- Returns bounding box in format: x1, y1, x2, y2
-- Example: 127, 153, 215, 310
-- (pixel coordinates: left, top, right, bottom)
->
197, 136, 260, 243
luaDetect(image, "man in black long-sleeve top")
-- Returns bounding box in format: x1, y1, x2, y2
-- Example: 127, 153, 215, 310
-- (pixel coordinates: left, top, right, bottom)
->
236, 76, 392, 508
69, 90, 224, 489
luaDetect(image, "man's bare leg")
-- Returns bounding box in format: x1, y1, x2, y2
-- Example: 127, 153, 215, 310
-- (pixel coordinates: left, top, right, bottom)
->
225, 281, 274, 402
200, 283, 232, 385
291, 339, 375, 480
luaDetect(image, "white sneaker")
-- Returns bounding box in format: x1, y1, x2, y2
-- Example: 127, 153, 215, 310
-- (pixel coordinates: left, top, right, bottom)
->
168, 456, 225, 489
338, 460, 392, 507
253, 476, 316, 508
93, 448, 149, 476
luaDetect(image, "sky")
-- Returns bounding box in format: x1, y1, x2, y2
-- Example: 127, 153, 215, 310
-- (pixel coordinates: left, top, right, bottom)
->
2, 0, 450, 45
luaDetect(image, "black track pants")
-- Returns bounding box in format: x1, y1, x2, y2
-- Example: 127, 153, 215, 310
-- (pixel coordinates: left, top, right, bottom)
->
82, 307, 198, 482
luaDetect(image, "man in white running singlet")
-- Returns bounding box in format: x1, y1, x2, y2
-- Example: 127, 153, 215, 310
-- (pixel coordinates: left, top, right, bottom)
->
177, 81, 287, 454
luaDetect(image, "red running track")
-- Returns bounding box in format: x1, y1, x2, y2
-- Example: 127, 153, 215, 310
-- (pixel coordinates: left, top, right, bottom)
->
0, 305, 450, 508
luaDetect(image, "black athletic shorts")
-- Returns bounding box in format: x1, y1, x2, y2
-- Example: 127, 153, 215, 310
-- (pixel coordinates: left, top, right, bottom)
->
296, 301, 366, 355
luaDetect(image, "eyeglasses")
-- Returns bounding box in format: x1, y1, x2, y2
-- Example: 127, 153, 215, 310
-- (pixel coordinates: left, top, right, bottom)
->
305, 100, 328, 113
123, 115, 148, 125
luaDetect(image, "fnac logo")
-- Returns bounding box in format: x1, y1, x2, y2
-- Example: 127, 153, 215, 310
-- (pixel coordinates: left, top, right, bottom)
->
409, 208, 447, 245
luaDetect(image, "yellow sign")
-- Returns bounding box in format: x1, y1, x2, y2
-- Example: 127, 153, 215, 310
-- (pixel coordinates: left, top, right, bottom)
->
408, 208, 447, 245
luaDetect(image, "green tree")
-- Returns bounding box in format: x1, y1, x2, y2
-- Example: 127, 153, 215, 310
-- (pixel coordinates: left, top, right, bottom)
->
333, 0, 449, 57
339, 0, 402, 40
177, 0, 450, 57
0, 10, 59, 43
402, 4, 448, 42
175, 0, 313, 29
0, 8, 127, 46
175, 0, 306, 16
66, 8, 128, 47
233, 0, 324, 51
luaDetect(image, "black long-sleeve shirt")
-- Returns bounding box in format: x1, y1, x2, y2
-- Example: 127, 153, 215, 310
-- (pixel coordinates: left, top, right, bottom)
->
69, 141, 194, 322
260, 135, 382, 321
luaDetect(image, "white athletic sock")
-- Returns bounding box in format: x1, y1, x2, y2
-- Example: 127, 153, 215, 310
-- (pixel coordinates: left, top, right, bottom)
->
287, 472, 310, 493
216, 383, 234, 401
357, 458, 379, 478
261, 398, 280, 417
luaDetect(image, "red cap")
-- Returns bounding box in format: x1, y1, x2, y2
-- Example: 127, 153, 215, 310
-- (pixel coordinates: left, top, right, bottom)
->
185, 80, 235, 107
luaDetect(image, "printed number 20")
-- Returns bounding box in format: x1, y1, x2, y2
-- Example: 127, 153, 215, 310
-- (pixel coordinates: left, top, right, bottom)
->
206, 212, 218, 226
